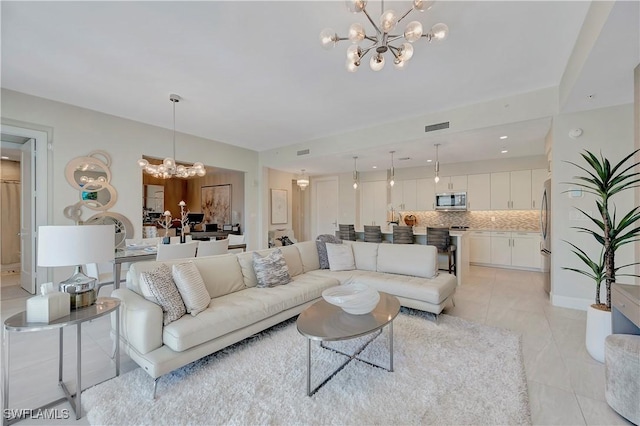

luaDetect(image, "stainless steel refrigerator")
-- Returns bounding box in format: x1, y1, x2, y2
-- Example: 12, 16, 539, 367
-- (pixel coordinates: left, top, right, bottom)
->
540, 178, 551, 293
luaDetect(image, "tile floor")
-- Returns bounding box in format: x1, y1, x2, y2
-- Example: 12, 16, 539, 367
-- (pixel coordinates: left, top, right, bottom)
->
0, 266, 633, 425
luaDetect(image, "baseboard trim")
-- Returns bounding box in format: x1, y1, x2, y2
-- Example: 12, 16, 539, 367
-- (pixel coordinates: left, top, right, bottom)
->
551, 294, 591, 311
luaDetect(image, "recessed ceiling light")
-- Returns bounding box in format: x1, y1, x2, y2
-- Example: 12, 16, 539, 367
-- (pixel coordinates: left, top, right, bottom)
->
426, 159, 433, 163
499, 136, 508, 140
372, 165, 377, 169
501, 149, 508, 154
1, 156, 9, 160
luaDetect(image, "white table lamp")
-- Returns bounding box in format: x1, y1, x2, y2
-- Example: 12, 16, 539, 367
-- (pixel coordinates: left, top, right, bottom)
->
37, 225, 115, 309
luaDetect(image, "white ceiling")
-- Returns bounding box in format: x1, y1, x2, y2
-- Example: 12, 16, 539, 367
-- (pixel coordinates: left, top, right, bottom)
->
1, 1, 636, 175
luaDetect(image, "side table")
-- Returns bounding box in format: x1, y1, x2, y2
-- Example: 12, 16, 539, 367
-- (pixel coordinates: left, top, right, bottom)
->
3, 297, 120, 425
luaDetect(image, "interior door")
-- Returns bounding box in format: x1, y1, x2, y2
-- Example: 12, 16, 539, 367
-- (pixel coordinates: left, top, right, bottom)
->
20, 139, 36, 293
315, 178, 338, 237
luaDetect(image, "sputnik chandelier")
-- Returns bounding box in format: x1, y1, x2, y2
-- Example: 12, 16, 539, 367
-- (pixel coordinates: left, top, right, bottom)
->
137, 94, 206, 179
320, 0, 449, 72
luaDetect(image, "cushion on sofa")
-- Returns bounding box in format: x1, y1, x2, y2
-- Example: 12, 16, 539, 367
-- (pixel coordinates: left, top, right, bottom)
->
140, 264, 186, 326
191, 254, 245, 299
253, 249, 291, 288
276, 245, 304, 277
238, 246, 303, 288
350, 241, 379, 271
172, 261, 211, 316
326, 243, 356, 271
376, 244, 438, 278
316, 234, 343, 269
295, 241, 320, 272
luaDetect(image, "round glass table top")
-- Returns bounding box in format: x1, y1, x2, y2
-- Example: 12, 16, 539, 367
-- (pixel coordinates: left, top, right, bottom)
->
297, 292, 400, 341
4, 297, 120, 332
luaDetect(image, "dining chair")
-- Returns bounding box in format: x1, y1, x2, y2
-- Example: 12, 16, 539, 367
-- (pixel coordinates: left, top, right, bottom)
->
155, 241, 198, 261
126, 237, 161, 247
338, 224, 356, 241
196, 238, 229, 257
170, 235, 193, 244
392, 226, 414, 244
427, 227, 456, 275
85, 262, 125, 297
363, 225, 382, 243
227, 234, 246, 253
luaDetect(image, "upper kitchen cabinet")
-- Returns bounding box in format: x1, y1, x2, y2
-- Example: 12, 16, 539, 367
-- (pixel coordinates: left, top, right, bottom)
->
490, 170, 532, 210
416, 178, 436, 211
531, 168, 548, 209
360, 180, 388, 227
435, 175, 467, 193
466, 173, 491, 211
390, 179, 417, 211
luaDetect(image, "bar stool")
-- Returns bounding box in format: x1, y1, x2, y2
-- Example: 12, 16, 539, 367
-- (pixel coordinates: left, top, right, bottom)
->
338, 224, 356, 241
364, 225, 382, 243
427, 227, 456, 275
392, 226, 414, 244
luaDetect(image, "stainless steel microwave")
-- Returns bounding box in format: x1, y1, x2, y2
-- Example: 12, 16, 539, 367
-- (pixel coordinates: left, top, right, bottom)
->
435, 192, 467, 210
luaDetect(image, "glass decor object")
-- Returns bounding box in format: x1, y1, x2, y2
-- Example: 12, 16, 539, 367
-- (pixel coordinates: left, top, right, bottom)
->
322, 282, 381, 315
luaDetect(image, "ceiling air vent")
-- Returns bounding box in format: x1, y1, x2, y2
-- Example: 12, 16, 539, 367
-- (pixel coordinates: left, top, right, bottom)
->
297, 149, 310, 156
425, 122, 449, 133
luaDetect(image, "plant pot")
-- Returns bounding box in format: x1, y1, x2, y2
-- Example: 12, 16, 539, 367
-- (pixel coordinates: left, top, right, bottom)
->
585, 304, 612, 363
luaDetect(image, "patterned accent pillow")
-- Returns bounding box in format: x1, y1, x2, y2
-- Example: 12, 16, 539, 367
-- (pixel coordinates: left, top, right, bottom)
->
253, 249, 291, 288
316, 234, 343, 269
140, 264, 186, 326
172, 262, 211, 316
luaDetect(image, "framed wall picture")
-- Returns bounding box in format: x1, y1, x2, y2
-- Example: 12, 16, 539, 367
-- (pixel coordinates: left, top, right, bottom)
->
201, 184, 231, 225
270, 189, 288, 225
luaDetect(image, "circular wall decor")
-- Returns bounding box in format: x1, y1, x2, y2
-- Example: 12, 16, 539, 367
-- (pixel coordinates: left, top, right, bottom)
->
84, 212, 133, 249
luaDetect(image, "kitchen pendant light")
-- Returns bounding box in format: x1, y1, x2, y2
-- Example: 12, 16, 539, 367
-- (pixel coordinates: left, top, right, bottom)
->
388, 151, 396, 187
137, 94, 206, 179
433, 143, 440, 183
352, 156, 359, 189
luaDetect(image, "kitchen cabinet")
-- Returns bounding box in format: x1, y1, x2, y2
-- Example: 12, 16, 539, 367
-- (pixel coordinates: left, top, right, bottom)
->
390, 179, 417, 210
490, 171, 532, 210
360, 180, 388, 226
435, 175, 467, 193
416, 178, 436, 211
487, 231, 541, 269
531, 168, 548, 209
467, 173, 491, 211
469, 231, 491, 263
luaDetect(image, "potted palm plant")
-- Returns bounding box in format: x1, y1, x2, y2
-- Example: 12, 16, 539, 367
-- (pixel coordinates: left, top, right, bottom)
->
563, 149, 640, 362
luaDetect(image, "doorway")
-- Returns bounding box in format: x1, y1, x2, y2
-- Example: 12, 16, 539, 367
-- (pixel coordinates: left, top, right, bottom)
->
313, 177, 339, 237
1, 125, 50, 296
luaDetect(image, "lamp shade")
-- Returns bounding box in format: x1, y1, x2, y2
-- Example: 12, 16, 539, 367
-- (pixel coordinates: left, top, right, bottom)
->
37, 225, 115, 267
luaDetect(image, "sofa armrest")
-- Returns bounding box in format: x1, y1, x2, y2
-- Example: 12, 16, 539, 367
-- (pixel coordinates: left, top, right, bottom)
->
112, 288, 163, 355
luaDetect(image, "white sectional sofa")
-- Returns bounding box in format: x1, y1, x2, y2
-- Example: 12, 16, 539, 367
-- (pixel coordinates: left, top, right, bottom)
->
112, 240, 457, 394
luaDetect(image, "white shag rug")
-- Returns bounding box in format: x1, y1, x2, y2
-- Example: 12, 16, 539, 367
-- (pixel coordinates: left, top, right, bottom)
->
83, 310, 531, 425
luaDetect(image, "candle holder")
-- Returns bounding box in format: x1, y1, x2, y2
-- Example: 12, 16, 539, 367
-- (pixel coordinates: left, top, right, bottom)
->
179, 201, 190, 243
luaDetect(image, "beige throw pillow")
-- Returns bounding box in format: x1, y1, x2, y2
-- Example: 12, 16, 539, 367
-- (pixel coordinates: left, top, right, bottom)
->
172, 261, 211, 316
325, 242, 356, 271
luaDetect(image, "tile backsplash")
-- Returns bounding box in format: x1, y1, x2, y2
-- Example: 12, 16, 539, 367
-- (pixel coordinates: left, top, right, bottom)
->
400, 210, 540, 231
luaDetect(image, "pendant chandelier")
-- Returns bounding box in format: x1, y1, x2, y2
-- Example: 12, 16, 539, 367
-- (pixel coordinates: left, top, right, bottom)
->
352, 156, 359, 189
434, 143, 440, 183
297, 169, 309, 190
137, 94, 206, 179
320, 0, 449, 72
388, 150, 396, 187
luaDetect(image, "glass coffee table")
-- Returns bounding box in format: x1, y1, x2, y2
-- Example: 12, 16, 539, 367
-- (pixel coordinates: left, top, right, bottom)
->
296, 292, 400, 396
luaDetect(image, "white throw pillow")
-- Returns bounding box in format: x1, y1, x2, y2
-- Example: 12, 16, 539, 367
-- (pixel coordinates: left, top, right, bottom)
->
172, 262, 211, 316
325, 242, 356, 272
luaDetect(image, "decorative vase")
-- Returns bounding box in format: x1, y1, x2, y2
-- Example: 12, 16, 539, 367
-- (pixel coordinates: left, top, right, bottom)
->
585, 305, 612, 363
162, 236, 170, 245
180, 233, 186, 244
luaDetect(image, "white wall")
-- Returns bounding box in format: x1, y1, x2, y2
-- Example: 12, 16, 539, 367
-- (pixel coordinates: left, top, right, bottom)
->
1, 89, 261, 280
551, 103, 636, 310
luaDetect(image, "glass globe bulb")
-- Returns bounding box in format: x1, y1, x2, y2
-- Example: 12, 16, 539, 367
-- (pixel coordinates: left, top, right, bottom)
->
413, 0, 435, 12
197, 169, 206, 177
434, 175, 440, 183
193, 162, 204, 170
345, 0, 367, 13
353, 181, 358, 189
346, 44, 361, 61
379, 9, 397, 33
404, 21, 423, 42
389, 178, 395, 187
393, 59, 407, 70
348, 23, 365, 43
399, 42, 414, 61
163, 157, 175, 169
188, 169, 196, 176
137, 158, 149, 168
345, 59, 359, 72
370, 54, 385, 71
319, 28, 338, 50
176, 165, 186, 174
430, 23, 449, 41
158, 164, 167, 173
